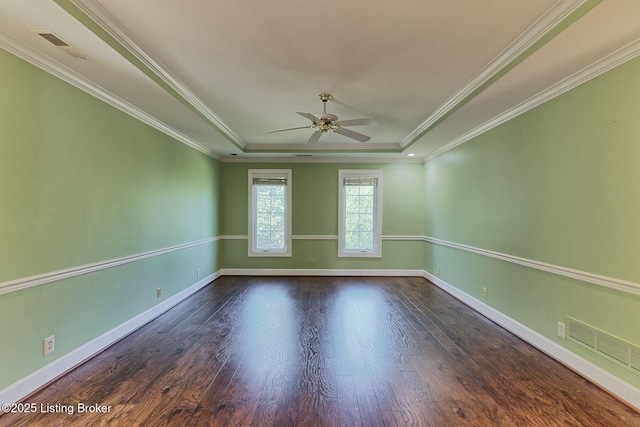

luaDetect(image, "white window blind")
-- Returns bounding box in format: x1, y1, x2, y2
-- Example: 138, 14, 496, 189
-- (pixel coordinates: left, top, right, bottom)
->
338, 170, 382, 257
253, 177, 288, 185
343, 177, 378, 186
248, 170, 292, 257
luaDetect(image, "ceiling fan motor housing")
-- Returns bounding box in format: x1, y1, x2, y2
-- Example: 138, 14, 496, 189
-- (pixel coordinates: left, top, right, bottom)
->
317, 113, 338, 123
266, 92, 376, 142
317, 113, 338, 132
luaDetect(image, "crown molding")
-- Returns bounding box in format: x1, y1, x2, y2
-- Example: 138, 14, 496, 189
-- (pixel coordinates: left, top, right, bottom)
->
402, 0, 590, 150
0, 31, 220, 160
243, 142, 402, 153
423, 37, 640, 162
219, 155, 422, 164
70, 0, 243, 150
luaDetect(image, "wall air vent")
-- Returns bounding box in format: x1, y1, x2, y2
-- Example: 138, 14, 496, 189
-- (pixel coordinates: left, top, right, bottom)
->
567, 318, 596, 348
567, 317, 640, 374
597, 333, 630, 365
34, 31, 87, 59
631, 348, 640, 373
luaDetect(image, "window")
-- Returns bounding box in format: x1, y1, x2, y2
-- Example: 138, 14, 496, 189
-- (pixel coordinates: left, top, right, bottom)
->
248, 169, 292, 257
338, 170, 382, 257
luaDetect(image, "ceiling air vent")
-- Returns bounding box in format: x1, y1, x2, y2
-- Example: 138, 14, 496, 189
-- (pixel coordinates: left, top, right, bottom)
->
34, 31, 87, 59
38, 32, 68, 46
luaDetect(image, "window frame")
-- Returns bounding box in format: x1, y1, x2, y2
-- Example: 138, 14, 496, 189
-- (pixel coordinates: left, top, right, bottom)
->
338, 169, 383, 258
248, 169, 292, 257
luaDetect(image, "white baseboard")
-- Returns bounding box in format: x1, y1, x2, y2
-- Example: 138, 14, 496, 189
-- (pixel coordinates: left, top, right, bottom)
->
4, 269, 638, 411
422, 270, 640, 411
220, 268, 425, 277
0, 272, 219, 405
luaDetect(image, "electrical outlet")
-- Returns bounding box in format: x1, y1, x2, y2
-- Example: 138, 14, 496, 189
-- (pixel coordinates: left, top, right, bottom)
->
309, 259, 315, 266
43, 335, 55, 356
482, 287, 487, 298
557, 321, 566, 339
157, 288, 162, 299
196, 269, 200, 278
436, 266, 440, 274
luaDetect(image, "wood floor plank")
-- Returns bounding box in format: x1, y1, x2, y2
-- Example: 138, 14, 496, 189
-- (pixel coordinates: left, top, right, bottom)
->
335, 375, 361, 427
2, 276, 639, 427
396, 283, 580, 425
356, 394, 384, 427
252, 386, 282, 426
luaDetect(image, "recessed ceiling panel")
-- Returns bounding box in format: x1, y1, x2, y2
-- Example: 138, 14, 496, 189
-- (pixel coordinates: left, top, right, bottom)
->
94, 0, 558, 144
2, 0, 639, 159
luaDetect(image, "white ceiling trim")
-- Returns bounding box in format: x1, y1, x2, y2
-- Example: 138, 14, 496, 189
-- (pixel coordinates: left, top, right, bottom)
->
401, 0, 588, 149
243, 142, 401, 152
0, 31, 219, 159
70, 0, 243, 149
423, 37, 640, 163
220, 156, 423, 164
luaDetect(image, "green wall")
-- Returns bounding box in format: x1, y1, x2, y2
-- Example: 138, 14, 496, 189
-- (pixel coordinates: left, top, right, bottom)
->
219, 162, 425, 270
3, 39, 640, 400
0, 50, 221, 389
423, 55, 640, 388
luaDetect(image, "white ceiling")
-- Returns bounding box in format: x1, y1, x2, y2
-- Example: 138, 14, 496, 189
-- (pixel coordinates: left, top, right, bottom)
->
1, 0, 640, 161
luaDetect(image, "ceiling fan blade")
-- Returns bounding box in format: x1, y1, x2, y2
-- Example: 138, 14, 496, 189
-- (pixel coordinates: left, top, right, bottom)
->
306, 131, 323, 144
335, 118, 380, 127
296, 112, 319, 123
266, 125, 314, 133
335, 127, 371, 142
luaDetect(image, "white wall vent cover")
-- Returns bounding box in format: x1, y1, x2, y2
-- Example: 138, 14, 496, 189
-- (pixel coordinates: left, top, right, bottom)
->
567, 318, 596, 348
567, 317, 640, 374
631, 348, 640, 373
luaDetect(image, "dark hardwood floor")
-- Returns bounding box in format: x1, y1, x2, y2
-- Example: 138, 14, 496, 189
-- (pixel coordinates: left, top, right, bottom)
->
2, 276, 639, 426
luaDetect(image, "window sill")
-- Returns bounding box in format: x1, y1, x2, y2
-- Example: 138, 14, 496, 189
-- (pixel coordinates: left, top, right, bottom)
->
338, 251, 382, 258
248, 251, 292, 257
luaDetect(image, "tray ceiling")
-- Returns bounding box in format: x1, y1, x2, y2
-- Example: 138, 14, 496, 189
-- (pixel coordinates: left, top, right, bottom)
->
1, 0, 640, 161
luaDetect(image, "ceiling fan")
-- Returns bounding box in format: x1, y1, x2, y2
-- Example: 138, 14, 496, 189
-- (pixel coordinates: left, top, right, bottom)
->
266, 93, 379, 144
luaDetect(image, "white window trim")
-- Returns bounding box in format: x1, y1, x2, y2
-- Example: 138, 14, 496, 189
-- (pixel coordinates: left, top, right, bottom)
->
338, 169, 383, 258
248, 169, 292, 257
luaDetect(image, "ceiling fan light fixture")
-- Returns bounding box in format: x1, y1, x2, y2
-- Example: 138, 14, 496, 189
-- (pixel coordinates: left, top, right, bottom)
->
265, 93, 378, 143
